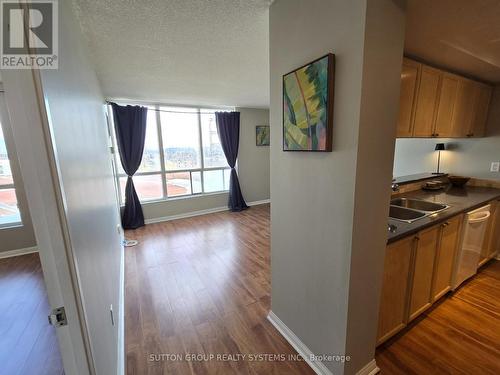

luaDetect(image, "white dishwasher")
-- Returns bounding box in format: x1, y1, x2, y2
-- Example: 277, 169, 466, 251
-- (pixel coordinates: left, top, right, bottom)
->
452, 204, 491, 290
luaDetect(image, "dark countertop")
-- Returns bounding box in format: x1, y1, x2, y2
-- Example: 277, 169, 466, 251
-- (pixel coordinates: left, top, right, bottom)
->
387, 185, 500, 243
393, 172, 447, 185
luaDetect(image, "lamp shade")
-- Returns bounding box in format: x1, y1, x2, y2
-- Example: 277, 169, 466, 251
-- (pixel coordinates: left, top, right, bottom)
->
435, 143, 445, 151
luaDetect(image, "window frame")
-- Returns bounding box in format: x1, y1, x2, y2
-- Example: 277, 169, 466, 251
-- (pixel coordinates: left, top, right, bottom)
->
108, 103, 233, 206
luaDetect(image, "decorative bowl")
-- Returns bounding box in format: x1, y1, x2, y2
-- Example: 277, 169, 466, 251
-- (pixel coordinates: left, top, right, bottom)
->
448, 175, 470, 187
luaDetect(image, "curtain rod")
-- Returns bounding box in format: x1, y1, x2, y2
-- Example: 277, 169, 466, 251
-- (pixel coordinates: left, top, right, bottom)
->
105, 101, 234, 115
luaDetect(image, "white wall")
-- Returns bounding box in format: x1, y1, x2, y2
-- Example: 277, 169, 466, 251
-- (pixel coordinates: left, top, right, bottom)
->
269, 0, 405, 374
0, 213, 36, 252
34, 1, 122, 374
393, 85, 500, 180
237, 107, 270, 202
142, 107, 270, 221
393, 138, 442, 176
142, 192, 229, 220
345, 1, 406, 372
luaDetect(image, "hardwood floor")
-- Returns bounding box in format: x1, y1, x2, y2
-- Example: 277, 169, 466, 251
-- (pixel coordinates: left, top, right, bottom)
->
376, 259, 500, 375
0, 253, 64, 375
126, 204, 500, 375
124, 204, 314, 375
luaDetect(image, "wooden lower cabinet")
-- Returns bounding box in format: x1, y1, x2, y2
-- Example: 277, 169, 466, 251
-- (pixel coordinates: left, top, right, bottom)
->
479, 201, 499, 266
377, 236, 414, 344
378, 213, 465, 344
488, 201, 500, 258
408, 226, 440, 321
431, 215, 462, 301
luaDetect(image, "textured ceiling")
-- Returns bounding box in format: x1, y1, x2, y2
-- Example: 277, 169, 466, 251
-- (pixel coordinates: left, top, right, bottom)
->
405, 0, 500, 83
72, 0, 271, 108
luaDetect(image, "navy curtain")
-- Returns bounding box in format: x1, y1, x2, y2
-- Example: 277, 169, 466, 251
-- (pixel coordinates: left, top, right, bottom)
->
215, 111, 248, 212
111, 103, 147, 229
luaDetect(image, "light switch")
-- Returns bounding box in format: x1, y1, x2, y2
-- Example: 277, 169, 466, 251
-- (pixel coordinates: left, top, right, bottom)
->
491, 162, 500, 172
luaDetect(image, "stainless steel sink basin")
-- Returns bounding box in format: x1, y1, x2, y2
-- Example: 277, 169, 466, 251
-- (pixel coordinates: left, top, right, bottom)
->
389, 206, 427, 223
390, 198, 449, 213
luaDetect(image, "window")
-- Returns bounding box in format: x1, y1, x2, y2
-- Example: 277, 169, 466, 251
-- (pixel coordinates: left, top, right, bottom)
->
110, 104, 231, 204
0, 117, 21, 227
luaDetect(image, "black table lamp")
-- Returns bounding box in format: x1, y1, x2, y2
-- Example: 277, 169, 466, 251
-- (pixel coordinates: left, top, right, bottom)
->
434, 143, 445, 174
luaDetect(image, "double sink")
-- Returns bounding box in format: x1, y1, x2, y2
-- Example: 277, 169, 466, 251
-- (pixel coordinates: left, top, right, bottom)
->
389, 197, 450, 223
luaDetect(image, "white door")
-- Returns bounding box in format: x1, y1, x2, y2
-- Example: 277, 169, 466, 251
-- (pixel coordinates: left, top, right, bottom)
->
1, 69, 94, 374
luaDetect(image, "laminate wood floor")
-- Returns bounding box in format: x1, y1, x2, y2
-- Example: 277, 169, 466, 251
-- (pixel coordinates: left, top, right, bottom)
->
0, 253, 64, 375
376, 259, 500, 375
124, 204, 315, 375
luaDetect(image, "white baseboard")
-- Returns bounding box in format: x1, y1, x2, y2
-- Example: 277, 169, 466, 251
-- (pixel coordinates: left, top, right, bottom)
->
247, 198, 270, 206
267, 311, 379, 375
356, 359, 380, 375
145, 206, 228, 224
117, 242, 125, 375
0, 246, 38, 259
267, 311, 333, 375
144, 199, 270, 225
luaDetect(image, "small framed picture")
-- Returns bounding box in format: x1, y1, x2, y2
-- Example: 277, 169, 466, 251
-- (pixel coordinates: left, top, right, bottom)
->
256, 125, 270, 146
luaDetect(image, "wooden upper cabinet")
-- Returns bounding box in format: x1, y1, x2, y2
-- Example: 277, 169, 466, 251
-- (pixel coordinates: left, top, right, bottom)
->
432, 215, 462, 301
469, 83, 492, 137
377, 236, 414, 344
412, 66, 441, 137
395, 58, 493, 138
396, 59, 420, 137
434, 73, 459, 137
408, 225, 439, 321
450, 78, 479, 137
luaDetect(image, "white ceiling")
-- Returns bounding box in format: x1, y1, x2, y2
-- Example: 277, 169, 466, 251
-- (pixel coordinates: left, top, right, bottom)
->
72, 0, 271, 108
405, 0, 500, 84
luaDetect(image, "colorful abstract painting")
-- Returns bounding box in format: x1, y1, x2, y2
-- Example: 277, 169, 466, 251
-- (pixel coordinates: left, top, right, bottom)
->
283, 54, 334, 151
256, 126, 270, 146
